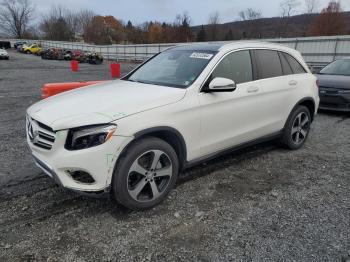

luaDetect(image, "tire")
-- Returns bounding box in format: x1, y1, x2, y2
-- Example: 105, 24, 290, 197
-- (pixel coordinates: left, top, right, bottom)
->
281, 105, 311, 150
112, 137, 179, 210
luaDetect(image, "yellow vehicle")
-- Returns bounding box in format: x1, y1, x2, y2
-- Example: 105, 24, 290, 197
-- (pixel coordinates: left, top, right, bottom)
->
23, 44, 42, 54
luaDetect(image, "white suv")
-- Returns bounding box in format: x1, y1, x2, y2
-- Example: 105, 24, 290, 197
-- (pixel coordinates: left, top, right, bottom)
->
26, 42, 319, 210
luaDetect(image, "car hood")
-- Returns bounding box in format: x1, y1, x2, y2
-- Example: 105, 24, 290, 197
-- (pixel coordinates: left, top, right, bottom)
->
315, 74, 350, 90
27, 80, 186, 131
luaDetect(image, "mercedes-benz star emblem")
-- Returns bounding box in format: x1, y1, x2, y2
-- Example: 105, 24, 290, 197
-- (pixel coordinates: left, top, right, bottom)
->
27, 119, 39, 143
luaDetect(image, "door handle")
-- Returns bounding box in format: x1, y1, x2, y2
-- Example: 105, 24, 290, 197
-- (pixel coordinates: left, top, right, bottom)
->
247, 86, 259, 93
289, 80, 298, 86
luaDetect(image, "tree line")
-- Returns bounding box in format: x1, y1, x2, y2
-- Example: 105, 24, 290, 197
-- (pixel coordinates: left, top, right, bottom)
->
0, 0, 347, 44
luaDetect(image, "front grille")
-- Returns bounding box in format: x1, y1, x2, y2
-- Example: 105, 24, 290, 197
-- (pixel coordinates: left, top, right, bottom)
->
319, 86, 350, 95
319, 86, 340, 95
26, 116, 56, 150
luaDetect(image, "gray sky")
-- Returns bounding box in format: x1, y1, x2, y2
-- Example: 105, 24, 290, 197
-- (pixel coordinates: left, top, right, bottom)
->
33, 0, 350, 26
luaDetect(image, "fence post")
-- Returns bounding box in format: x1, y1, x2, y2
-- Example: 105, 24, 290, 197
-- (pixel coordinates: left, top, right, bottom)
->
333, 38, 339, 61
294, 38, 299, 51
107, 46, 110, 61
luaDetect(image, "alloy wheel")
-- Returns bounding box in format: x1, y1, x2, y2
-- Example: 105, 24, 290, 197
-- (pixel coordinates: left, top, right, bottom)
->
291, 112, 310, 145
127, 150, 173, 202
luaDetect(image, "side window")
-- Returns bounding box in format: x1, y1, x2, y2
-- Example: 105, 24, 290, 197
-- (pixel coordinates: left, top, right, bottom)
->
254, 50, 283, 79
278, 52, 293, 75
211, 50, 253, 84
283, 53, 307, 74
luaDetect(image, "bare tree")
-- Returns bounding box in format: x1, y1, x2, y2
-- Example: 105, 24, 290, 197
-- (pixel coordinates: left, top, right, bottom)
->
173, 12, 192, 42
39, 5, 74, 41
0, 0, 34, 38
208, 11, 220, 41
278, 0, 300, 37
40, 6, 95, 41
280, 0, 301, 17
65, 9, 95, 39
238, 8, 263, 39
304, 0, 319, 13
209, 11, 220, 25
239, 8, 262, 21
77, 9, 95, 37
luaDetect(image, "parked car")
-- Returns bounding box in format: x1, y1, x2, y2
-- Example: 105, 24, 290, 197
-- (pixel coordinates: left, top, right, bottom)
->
63, 49, 73, 60
14, 41, 27, 49
41, 48, 64, 60
23, 44, 42, 54
26, 42, 319, 210
0, 41, 11, 49
0, 48, 9, 59
40, 48, 52, 59
17, 44, 28, 53
86, 52, 103, 64
315, 58, 350, 112
71, 50, 87, 63
37, 48, 48, 57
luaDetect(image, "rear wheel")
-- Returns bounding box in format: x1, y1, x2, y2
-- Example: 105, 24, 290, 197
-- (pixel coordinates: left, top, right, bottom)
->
281, 105, 311, 150
112, 137, 179, 210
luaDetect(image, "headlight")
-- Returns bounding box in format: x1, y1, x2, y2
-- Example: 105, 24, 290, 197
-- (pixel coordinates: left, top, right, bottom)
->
65, 124, 117, 150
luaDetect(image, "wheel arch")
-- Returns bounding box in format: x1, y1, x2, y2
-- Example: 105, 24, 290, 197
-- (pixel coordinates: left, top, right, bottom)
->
289, 97, 316, 123
118, 126, 188, 171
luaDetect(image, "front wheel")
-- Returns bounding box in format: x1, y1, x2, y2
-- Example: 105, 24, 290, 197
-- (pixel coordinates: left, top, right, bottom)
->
112, 137, 179, 210
281, 105, 311, 150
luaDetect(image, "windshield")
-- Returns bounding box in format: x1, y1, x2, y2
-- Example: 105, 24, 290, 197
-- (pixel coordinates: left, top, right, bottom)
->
320, 60, 350, 76
126, 50, 216, 88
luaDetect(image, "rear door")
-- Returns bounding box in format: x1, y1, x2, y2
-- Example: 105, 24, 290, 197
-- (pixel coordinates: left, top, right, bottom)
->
250, 49, 297, 132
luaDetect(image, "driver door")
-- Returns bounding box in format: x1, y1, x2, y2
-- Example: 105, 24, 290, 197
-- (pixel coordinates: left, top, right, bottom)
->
198, 50, 267, 156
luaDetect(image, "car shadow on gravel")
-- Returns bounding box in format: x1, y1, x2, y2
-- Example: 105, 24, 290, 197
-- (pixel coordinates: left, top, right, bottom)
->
178, 141, 279, 185
318, 109, 350, 123
0, 139, 290, 229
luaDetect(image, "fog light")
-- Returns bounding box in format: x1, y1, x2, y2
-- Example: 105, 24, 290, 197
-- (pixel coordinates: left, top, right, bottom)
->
67, 170, 95, 184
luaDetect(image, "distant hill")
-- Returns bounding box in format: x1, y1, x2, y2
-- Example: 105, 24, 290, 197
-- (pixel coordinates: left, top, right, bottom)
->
191, 12, 350, 41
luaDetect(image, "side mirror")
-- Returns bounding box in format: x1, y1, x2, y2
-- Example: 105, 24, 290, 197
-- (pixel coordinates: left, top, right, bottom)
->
207, 77, 236, 92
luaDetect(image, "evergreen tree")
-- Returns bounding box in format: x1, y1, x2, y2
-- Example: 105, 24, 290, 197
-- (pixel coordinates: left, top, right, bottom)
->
224, 29, 234, 41
197, 25, 207, 42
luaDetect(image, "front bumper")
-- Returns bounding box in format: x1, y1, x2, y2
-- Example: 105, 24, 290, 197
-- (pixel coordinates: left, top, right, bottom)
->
319, 92, 350, 112
27, 128, 133, 193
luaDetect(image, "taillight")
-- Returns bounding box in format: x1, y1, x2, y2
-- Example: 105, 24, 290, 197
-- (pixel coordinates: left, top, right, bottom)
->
316, 80, 320, 88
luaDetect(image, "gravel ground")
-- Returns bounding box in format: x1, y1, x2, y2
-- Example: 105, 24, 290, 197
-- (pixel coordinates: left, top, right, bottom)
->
0, 50, 349, 262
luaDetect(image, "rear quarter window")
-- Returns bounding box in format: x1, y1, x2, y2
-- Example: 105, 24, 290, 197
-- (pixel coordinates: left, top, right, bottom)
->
283, 53, 307, 74
278, 52, 293, 75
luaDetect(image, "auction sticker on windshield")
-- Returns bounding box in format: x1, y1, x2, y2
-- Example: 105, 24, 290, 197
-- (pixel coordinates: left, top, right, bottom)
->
190, 52, 214, 60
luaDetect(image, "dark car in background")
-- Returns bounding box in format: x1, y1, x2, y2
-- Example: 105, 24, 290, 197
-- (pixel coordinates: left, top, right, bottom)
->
315, 59, 350, 112
14, 41, 27, 49
0, 41, 11, 49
